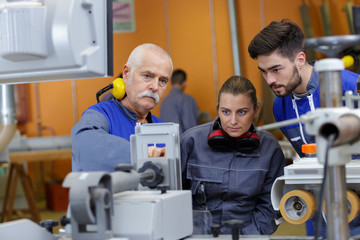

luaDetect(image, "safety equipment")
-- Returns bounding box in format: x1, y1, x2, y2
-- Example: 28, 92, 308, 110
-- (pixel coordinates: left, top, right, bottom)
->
342, 55, 355, 68
207, 118, 260, 153
96, 78, 125, 103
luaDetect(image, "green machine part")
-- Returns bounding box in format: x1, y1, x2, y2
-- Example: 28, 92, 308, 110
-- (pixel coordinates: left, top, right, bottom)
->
344, 0, 354, 34
300, 0, 314, 39
321, 0, 333, 36
300, 0, 316, 61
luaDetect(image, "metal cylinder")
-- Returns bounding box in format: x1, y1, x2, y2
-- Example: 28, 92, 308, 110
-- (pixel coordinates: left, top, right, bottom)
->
227, 0, 241, 76
110, 170, 140, 193
319, 71, 343, 107
0, 84, 17, 153
0, 84, 16, 125
319, 114, 360, 147
315, 58, 349, 240
314, 58, 344, 108
325, 166, 349, 240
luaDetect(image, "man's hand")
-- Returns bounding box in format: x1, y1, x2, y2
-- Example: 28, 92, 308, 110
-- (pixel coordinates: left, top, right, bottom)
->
148, 146, 166, 157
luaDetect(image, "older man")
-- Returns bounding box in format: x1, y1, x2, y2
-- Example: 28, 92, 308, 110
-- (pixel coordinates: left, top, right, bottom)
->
71, 43, 173, 172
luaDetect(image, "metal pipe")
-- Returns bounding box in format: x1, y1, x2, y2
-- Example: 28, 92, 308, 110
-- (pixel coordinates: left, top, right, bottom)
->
34, 83, 42, 136
315, 58, 349, 240
110, 170, 140, 193
325, 166, 349, 240
319, 71, 343, 107
209, 0, 219, 103
319, 114, 360, 147
227, 0, 241, 75
343, 90, 360, 108
345, 90, 355, 108
71, 80, 78, 123
256, 113, 317, 131
0, 84, 17, 153
256, 118, 300, 132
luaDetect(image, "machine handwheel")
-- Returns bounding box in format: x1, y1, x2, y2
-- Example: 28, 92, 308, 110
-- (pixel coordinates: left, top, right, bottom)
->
279, 190, 317, 225
324, 190, 360, 223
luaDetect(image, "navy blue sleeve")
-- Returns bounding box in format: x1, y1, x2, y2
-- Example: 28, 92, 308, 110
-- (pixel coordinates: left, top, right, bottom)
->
71, 109, 131, 172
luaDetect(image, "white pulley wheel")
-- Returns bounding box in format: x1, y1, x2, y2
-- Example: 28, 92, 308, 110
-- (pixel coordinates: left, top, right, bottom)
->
280, 190, 317, 224
323, 190, 360, 223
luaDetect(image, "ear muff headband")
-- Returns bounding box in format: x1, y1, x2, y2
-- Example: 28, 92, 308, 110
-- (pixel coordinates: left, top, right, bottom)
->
207, 121, 260, 153
235, 130, 260, 153
96, 78, 126, 103
208, 130, 234, 152
111, 78, 125, 100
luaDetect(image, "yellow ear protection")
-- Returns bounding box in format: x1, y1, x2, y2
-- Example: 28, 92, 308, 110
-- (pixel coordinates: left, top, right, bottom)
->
342, 55, 355, 69
340, 47, 359, 69
207, 118, 260, 153
96, 78, 126, 103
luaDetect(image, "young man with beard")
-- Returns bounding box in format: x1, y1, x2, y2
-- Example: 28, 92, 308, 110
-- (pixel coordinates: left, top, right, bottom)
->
71, 43, 173, 172
248, 19, 359, 158
248, 19, 360, 237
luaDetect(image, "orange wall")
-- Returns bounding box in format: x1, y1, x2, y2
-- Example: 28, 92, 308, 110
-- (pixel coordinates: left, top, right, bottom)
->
20, 0, 354, 138
14, 0, 354, 186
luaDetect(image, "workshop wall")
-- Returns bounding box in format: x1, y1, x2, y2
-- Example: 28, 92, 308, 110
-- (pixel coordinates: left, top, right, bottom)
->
21, 0, 355, 138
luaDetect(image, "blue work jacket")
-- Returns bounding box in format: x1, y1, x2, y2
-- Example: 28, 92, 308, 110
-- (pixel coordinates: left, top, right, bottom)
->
71, 98, 162, 172
273, 68, 359, 157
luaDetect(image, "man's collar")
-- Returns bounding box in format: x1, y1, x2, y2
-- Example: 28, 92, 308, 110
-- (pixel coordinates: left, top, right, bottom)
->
306, 66, 319, 94
292, 61, 318, 97
113, 98, 153, 123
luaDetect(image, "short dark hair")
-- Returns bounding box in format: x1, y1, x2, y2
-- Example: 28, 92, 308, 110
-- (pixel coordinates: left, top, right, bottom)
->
171, 69, 187, 85
217, 76, 257, 111
248, 19, 305, 61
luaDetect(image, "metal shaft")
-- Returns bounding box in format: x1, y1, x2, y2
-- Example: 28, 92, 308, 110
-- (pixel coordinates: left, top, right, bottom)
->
0, 84, 17, 152
325, 166, 349, 240
256, 113, 317, 131
319, 71, 343, 108
317, 61, 349, 240
0, 84, 16, 125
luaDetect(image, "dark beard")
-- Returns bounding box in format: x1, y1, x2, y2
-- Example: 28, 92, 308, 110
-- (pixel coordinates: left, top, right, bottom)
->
274, 66, 302, 97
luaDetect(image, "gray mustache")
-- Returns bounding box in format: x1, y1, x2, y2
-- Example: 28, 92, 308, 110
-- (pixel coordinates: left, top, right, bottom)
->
138, 90, 160, 103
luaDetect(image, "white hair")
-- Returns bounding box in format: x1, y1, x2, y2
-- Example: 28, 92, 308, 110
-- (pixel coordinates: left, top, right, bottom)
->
126, 43, 173, 72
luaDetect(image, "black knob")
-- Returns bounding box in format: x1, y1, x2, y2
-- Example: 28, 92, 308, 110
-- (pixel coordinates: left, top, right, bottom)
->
224, 219, 245, 240
40, 219, 59, 233
60, 215, 71, 226
210, 224, 221, 237
157, 185, 169, 194
139, 161, 164, 188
